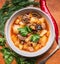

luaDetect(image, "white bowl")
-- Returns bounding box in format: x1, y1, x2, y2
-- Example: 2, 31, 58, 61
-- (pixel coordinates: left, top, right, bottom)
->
5, 7, 55, 57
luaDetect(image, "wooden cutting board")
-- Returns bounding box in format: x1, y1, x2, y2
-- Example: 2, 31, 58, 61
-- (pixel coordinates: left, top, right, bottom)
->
0, 0, 60, 64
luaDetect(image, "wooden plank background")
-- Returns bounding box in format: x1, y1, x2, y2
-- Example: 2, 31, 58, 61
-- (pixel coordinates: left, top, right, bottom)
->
0, 0, 60, 64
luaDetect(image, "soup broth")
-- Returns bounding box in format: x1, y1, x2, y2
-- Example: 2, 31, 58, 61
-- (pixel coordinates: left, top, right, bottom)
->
10, 12, 50, 52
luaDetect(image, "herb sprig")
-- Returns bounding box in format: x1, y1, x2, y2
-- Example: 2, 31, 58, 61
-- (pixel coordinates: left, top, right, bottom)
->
0, 0, 39, 36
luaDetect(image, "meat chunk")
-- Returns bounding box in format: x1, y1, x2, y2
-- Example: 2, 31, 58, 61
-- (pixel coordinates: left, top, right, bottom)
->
17, 34, 26, 41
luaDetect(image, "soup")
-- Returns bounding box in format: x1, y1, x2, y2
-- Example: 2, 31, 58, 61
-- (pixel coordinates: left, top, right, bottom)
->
10, 12, 50, 52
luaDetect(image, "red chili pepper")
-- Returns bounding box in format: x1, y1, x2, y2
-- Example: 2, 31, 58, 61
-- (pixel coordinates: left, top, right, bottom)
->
40, 0, 59, 43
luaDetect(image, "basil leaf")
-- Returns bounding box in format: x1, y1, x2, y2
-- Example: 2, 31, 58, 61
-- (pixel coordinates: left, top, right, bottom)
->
30, 34, 40, 43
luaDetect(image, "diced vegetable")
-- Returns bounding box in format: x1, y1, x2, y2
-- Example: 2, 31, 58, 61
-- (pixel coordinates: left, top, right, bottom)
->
31, 42, 37, 47
25, 35, 31, 42
30, 34, 40, 43
23, 44, 28, 50
46, 31, 50, 37
40, 30, 47, 36
28, 46, 34, 52
41, 22, 46, 29
39, 18, 45, 23
30, 17, 38, 23
19, 44, 23, 50
39, 36, 47, 46
11, 35, 18, 43
19, 22, 25, 26
15, 18, 20, 24
14, 41, 20, 47
30, 25, 35, 30
12, 25, 20, 34
35, 44, 41, 50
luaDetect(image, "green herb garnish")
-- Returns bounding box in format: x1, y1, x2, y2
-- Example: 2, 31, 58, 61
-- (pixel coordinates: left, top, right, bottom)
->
18, 27, 29, 36
0, 37, 6, 46
30, 34, 40, 43
26, 26, 32, 32
18, 26, 32, 36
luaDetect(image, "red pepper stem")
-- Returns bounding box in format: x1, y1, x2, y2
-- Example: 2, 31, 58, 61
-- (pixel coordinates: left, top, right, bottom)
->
40, 0, 59, 43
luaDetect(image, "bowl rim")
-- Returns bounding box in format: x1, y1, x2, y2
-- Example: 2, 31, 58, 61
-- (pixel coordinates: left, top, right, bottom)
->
5, 7, 55, 57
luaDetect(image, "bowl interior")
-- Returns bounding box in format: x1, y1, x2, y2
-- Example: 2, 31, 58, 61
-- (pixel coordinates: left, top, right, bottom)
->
5, 7, 55, 57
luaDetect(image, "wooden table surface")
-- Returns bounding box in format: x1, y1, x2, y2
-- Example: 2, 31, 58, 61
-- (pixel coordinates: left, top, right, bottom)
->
0, 0, 60, 64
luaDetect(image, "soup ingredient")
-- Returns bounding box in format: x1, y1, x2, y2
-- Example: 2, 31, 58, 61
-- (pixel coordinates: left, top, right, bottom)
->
36, 25, 42, 30
19, 44, 23, 50
30, 25, 35, 30
30, 34, 40, 43
17, 34, 26, 40
39, 35, 47, 46
40, 0, 59, 43
39, 18, 45, 23
40, 30, 47, 36
15, 18, 20, 24
26, 26, 32, 32
28, 46, 34, 52
18, 26, 32, 36
30, 17, 38, 23
18, 27, 29, 36
0, 38, 6, 46
32, 13, 41, 18
35, 44, 41, 50
12, 25, 20, 34
22, 15, 30, 24
25, 35, 31, 42
41, 22, 46, 29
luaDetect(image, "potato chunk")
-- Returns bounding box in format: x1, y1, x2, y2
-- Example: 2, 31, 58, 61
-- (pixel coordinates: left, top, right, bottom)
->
14, 40, 20, 47
15, 18, 20, 24
23, 44, 28, 50
30, 17, 38, 23
11, 35, 17, 43
40, 30, 47, 36
39, 18, 45, 23
28, 47, 34, 52
35, 44, 41, 51
19, 44, 23, 50
12, 25, 20, 34
39, 36, 47, 46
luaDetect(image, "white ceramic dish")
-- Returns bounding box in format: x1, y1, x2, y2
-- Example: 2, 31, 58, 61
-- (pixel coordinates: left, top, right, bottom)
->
5, 7, 55, 57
